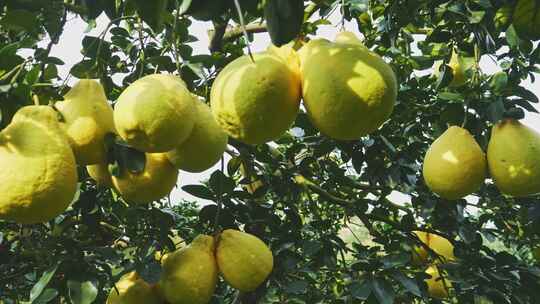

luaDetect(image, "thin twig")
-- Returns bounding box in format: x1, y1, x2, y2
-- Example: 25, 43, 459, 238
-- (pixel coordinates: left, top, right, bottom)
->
232, 0, 254, 62
39, 8, 67, 82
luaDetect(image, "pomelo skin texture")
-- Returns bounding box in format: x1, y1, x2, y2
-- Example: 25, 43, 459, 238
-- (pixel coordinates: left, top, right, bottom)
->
425, 266, 451, 299
0, 106, 78, 224
87, 163, 113, 188
158, 235, 218, 304
166, 100, 228, 172
487, 119, 540, 197
210, 46, 301, 144
298, 31, 397, 140
112, 153, 178, 204
423, 126, 486, 199
55, 79, 115, 165
412, 231, 455, 264
513, 0, 540, 40
107, 271, 162, 304
216, 229, 273, 292
114, 74, 196, 152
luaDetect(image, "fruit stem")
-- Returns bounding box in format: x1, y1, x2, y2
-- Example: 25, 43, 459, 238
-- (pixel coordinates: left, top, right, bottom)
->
232, 0, 255, 63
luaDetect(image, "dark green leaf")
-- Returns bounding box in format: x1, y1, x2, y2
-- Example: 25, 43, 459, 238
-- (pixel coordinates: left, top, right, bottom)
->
391, 271, 421, 297
67, 280, 98, 304
264, 0, 304, 46
182, 185, 215, 200
30, 264, 58, 302
372, 278, 395, 304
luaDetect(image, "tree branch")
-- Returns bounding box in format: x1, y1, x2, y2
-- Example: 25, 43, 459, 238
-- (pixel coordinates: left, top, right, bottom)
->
208, 23, 267, 51
39, 8, 67, 82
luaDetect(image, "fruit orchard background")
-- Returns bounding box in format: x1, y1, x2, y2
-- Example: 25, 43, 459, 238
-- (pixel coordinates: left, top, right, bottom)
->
1, 0, 540, 303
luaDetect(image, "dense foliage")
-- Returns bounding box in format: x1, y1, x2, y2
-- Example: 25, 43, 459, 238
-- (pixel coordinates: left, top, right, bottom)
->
1, 0, 540, 303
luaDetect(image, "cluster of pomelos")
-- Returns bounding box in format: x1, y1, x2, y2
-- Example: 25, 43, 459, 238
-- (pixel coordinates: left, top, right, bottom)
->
107, 229, 273, 304
422, 113, 540, 200
0, 31, 398, 224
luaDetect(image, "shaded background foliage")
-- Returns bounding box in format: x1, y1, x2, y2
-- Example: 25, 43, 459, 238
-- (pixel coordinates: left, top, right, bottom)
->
0, 0, 540, 303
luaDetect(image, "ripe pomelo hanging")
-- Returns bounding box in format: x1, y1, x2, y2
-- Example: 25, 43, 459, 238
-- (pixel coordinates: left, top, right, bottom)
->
298, 31, 397, 140
0, 106, 78, 224
210, 46, 301, 144
114, 74, 196, 152
166, 99, 228, 173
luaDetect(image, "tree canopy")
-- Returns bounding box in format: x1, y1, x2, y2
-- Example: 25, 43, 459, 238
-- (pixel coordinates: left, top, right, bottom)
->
1, 0, 540, 303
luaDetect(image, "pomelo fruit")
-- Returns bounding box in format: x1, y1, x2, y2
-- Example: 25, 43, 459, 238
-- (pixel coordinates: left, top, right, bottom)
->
0, 106, 78, 224
423, 126, 486, 199
210, 45, 301, 144
298, 31, 397, 140
487, 119, 540, 197
166, 99, 227, 172
114, 74, 196, 152
216, 229, 273, 292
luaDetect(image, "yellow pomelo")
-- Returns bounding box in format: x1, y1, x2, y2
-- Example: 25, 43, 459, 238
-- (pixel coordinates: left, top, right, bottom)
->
210, 46, 301, 144
87, 163, 113, 188
412, 231, 455, 264
0, 106, 78, 224
487, 119, 540, 197
158, 235, 218, 304
425, 266, 452, 299
298, 32, 397, 140
55, 79, 115, 165
513, 0, 540, 40
114, 74, 196, 152
166, 99, 228, 172
112, 153, 178, 204
216, 229, 273, 292
423, 126, 486, 199
107, 271, 162, 304
433, 49, 466, 87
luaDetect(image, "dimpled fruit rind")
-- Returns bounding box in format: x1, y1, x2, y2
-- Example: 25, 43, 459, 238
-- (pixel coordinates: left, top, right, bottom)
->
114, 74, 196, 152
55, 79, 115, 165
112, 153, 178, 204
487, 119, 540, 197
0, 106, 78, 224
166, 99, 228, 172
158, 235, 218, 304
216, 229, 273, 292
423, 126, 486, 199
210, 48, 301, 145
298, 32, 397, 140
107, 271, 162, 304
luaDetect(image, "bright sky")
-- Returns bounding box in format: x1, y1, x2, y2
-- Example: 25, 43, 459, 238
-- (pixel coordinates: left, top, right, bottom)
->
41, 11, 540, 206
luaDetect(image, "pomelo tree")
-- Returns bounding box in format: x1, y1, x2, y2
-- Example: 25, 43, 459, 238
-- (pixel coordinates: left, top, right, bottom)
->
1, 0, 540, 303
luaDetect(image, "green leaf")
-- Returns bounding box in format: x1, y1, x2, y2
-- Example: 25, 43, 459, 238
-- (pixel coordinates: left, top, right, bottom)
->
283, 279, 308, 294
33, 288, 58, 304
506, 25, 519, 49
372, 278, 395, 304
489, 72, 508, 94
70, 60, 101, 79
488, 97, 505, 123
132, 0, 169, 32
30, 264, 58, 302
67, 280, 98, 304
181, 185, 215, 200
438, 92, 464, 102
381, 253, 410, 269
178, 0, 193, 15
0, 9, 39, 32
264, 0, 304, 46
350, 280, 372, 300
114, 142, 146, 175
209, 170, 235, 195
391, 271, 421, 297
